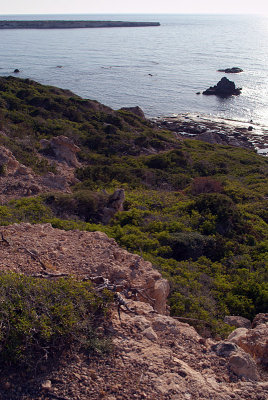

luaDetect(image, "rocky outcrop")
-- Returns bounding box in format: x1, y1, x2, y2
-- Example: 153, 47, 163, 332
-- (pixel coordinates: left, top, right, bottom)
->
0, 145, 73, 202
211, 341, 260, 381
0, 146, 20, 174
102, 189, 125, 224
120, 106, 145, 119
47, 136, 81, 167
228, 314, 268, 367
203, 77, 242, 97
228, 351, 260, 381
0, 223, 169, 314
218, 67, 243, 73
224, 315, 251, 329
252, 313, 268, 328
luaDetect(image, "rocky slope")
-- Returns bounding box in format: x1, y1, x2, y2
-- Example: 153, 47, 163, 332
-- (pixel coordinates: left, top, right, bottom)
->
0, 223, 267, 400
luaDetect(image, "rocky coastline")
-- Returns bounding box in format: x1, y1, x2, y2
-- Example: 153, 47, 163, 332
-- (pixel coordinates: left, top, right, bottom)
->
0, 20, 160, 29
151, 113, 268, 156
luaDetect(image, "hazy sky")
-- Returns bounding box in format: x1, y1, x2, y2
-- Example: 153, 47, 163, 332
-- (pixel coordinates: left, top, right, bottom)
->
0, 0, 267, 15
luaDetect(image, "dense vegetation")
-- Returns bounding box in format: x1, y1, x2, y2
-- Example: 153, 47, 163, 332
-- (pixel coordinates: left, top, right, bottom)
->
0, 76, 267, 337
0, 273, 112, 370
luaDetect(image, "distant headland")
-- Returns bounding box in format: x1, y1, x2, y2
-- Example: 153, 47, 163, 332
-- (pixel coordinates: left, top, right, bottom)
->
0, 20, 160, 29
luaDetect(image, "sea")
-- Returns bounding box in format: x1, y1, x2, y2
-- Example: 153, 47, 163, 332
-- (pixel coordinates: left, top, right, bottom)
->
0, 13, 268, 128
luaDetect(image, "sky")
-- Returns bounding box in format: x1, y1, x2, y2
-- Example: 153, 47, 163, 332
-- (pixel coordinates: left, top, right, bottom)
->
0, 0, 268, 15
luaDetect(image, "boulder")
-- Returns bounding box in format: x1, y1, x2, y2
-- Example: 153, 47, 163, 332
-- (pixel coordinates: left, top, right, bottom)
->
252, 313, 268, 328
228, 320, 268, 366
49, 136, 80, 167
153, 279, 170, 315
102, 189, 125, 224
143, 327, 158, 341
224, 315, 251, 329
217, 67, 243, 73
0, 146, 20, 174
228, 351, 259, 381
211, 341, 238, 357
203, 77, 242, 97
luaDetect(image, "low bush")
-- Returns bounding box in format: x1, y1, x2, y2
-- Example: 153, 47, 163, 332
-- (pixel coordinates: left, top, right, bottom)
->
0, 273, 112, 370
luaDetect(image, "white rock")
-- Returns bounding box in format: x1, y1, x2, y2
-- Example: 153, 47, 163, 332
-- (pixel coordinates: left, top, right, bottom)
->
143, 327, 158, 341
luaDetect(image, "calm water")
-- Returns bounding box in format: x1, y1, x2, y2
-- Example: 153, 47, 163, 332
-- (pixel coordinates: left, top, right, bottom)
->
1, 13, 268, 125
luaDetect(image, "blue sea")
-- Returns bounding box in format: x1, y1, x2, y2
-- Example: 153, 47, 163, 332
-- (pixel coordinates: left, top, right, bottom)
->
0, 13, 268, 126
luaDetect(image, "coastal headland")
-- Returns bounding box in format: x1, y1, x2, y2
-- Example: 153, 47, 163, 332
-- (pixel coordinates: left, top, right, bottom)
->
0, 20, 160, 29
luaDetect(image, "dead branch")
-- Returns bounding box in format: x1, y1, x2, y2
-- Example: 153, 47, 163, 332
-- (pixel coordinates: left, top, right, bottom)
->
30, 273, 70, 279
19, 246, 47, 270
0, 232, 10, 246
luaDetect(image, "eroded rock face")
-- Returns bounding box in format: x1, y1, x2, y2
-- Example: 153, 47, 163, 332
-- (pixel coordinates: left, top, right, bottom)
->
211, 341, 260, 381
228, 315, 268, 367
252, 313, 268, 328
203, 77, 242, 97
0, 223, 169, 314
49, 136, 80, 167
0, 146, 20, 174
228, 351, 260, 381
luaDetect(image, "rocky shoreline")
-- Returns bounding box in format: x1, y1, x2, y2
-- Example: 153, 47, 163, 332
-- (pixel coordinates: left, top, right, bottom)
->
0, 20, 160, 29
151, 113, 268, 156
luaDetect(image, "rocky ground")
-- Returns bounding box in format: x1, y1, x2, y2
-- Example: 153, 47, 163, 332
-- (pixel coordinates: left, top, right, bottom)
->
0, 223, 267, 400
152, 113, 268, 156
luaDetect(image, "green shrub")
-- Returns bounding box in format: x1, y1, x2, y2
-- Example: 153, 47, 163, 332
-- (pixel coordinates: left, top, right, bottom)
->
162, 231, 216, 261
0, 273, 112, 369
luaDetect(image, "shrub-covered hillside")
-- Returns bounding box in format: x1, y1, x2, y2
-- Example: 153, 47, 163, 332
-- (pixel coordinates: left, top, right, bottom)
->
0, 76, 267, 336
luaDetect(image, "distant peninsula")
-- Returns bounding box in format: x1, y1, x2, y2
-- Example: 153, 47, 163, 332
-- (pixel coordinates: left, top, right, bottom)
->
0, 20, 160, 29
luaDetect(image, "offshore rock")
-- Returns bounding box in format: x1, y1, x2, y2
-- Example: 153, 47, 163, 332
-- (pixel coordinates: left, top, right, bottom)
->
203, 77, 242, 97
218, 67, 243, 73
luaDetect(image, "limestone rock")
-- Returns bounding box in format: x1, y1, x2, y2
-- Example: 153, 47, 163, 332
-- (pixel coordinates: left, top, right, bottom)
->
49, 135, 80, 167
228, 327, 248, 342
224, 315, 251, 329
152, 279, 170, 314
102, 189, 125, 224
0, 146, 20, 174
228, 351, 259, 381
143, 327, 158, 341
252, 313, 268, 328
228, 321, 268, 366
